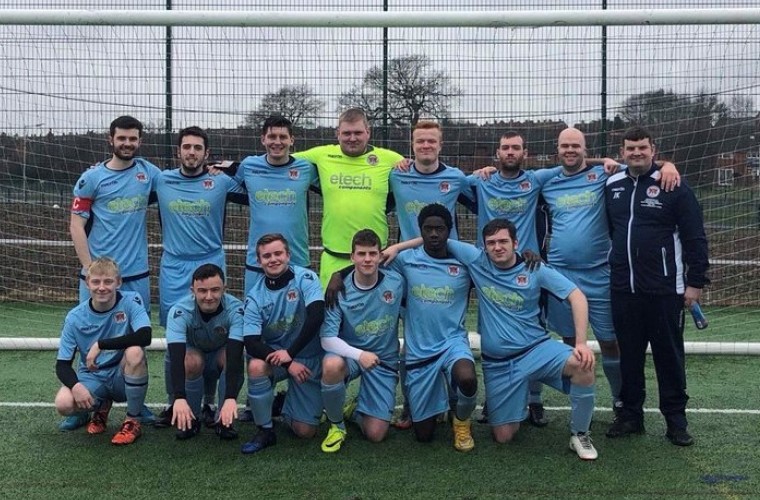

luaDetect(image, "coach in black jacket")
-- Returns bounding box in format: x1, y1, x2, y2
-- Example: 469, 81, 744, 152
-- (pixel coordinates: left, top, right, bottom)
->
604, 126, 709, 447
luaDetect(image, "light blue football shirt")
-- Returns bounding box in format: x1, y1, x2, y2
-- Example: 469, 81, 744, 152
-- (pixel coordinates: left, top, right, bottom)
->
71, 158, 161, 278
57, 291, 151, 371
320, 269, 405, 363
165, 293, 244, 352
446, 240, 577, 358
238, 266, 324, 359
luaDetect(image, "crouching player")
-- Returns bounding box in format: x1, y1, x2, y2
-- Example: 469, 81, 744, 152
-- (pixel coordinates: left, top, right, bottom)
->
54, 258, 151, 445
165, 264, 244, 440
219, 234, 325, 454
319, 229, 404, 452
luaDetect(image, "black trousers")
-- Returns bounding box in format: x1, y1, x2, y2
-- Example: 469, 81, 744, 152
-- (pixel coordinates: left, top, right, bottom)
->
611, 291, 688, 430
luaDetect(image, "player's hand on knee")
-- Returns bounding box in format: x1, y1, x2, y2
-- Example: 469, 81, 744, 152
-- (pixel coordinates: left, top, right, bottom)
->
288, 361, 311, 384
219, 399, 238, 427
573, 344, 596, 371
266, 349, 292, 366
171, 399, 195, 430
85, 343, 101, 371
71, 383, 94, 410
359, 351, 380, 371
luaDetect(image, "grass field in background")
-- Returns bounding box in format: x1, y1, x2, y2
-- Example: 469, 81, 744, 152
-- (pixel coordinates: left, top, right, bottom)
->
0, 351, 757, 498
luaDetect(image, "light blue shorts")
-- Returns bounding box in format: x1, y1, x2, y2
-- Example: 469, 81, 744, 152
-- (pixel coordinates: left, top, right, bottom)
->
337, 355, 398, 422
405, 337, 474, 422
547, 265, 616, 342
483, 340, 572, 426
270, 355, 323, 427
77, 365, 127, 406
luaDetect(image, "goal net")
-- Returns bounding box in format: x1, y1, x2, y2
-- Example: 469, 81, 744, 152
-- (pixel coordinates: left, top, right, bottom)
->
1, 1, 759, 348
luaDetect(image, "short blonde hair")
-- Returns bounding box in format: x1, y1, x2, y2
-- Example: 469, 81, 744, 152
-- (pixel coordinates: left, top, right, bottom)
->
86, 257, 121, 279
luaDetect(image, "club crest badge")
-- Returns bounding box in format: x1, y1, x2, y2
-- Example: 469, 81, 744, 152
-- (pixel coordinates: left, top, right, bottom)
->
447, 265, 460, 277
367, 154, 379, 166
288, 169, 300, 180
114, 311, 127, 323
286, 290, 298, 302
439, 181, 451, 194
135, 172, 148, 183
587, 172, 597, 182
203, 179, 214, 190
647, 186, 660, 198
382, 290, 394, 303
515, 274, 529, 286
519, 181, 532, 192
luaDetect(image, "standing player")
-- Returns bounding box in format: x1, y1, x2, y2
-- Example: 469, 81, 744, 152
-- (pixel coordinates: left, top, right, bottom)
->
319, 229, 404, 452
65, 115, 158, 430
54, 258, 152, 446
605, 127, 708, 446
70, 115, 159, 311
293, 108, 404, 288
390, 121, 475, 241
219, 234, 325, 454
153, 126, 245, 428
165, 264, 244, 440
541, 127, 680, 416
385, 219, 599, 460
233, 115, 319, 293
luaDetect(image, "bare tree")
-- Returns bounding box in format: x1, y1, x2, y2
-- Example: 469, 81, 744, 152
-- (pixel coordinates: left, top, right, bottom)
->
726, 95, 756, 119
338, 55, 460, 127
244, 84, 325, 129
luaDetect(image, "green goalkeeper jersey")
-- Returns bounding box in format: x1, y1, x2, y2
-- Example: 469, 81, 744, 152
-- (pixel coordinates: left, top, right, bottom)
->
295, 144, 403, 254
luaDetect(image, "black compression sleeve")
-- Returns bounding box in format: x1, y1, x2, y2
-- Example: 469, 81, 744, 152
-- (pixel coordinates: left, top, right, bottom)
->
245, 335, 276, 361
286, 300, 325, 358
167, 343, 187, 400
225, 339, 245, 400
55, 359, 79, 389
98, 326, 152, 350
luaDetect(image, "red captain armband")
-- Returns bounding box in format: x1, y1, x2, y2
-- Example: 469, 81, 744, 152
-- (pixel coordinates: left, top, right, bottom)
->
71, 197, 92, 212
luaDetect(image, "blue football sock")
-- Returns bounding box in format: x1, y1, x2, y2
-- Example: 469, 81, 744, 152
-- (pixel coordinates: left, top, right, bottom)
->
569, 383, 595, 434
248, 376, 274, 428
602, 356, 622, 407
124, 373, 149, 418
321, 381, 346, 428
528, 380, 543, 405
455, 387, 477, 421
185, 375, 204, 418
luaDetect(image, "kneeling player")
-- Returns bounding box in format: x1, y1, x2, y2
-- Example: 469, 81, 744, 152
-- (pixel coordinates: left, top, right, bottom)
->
165, 264, 244, 440
319, 229, 404, 452
386, 219, 598, 460
54, 258, 152, 446
219, 234, 325, 454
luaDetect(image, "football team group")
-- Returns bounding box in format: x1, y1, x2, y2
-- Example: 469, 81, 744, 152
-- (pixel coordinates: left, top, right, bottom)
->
54, 109, 709, 461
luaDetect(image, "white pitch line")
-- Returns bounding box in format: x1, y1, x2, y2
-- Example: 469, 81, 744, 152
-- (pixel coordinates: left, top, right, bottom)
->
2, 402, 759, 415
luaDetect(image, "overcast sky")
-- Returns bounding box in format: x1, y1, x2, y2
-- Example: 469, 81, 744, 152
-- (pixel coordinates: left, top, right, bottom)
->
1, 1, 758, 136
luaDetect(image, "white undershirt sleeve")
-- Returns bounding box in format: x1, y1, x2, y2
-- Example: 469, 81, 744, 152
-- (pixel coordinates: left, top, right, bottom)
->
321, 336, 363, 361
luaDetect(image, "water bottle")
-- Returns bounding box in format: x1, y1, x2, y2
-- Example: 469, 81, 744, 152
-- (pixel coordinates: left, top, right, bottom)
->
689, 303, 708, 330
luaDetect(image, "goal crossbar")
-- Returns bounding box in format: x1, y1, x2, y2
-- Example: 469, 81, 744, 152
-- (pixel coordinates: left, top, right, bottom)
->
1, 8, 760, 27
